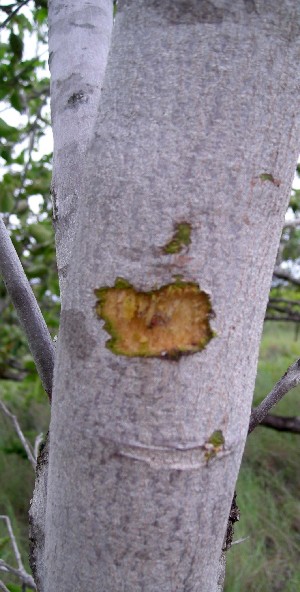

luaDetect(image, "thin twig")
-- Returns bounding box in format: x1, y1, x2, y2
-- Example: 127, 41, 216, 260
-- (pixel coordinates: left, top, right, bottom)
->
0, 580, 10, 592
0, 401, 36, 469
248, 358, 300, 433
18, 105, 44, 199
0, 560, 36, 590
273, 267, 300, 286
0, 516, 36, 589
260, 413, 300, 434
231, 536, 250, 546
0, 0, 31, 29
282, 219, 300, 229
0, 515, 24, 572
0, 217, 54, 400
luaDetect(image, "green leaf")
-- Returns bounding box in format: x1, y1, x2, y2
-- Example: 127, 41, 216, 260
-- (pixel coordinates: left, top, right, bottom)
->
34, 5, 48, 24
0, 147, 12, 163
0, 117, 20, 141
10, 90, 25, 113
26, 263, 48, 278
0, 191, 14, 213
9, 33, 24, 61
0, 536, 10, 553
28, 222, 53, 243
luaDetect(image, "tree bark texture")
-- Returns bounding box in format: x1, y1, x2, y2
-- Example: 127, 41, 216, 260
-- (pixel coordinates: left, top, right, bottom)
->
43, 1, 300, 591
48, 0, 113, 295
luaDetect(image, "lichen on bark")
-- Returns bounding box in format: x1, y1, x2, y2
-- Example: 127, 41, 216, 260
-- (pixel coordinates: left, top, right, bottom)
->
95, 278, 214, 358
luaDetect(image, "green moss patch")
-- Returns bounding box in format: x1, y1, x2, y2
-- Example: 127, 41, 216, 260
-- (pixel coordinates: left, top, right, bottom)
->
259, 173, 281, 187
162, 222, 192, 254
204, 430, 225, 462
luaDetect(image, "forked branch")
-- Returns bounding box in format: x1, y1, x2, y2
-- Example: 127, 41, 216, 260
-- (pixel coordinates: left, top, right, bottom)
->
0, 515, 36, 590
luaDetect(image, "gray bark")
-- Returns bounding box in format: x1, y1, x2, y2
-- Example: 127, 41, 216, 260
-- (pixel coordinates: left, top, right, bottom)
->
28, 1, 113, 588
48, 0, 113, 295
42, 1, 300, 591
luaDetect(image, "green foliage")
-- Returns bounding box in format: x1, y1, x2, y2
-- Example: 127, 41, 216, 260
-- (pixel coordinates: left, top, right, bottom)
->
225, 323, 300, 592
0, 1, 59, 387
0, 379, 50, 570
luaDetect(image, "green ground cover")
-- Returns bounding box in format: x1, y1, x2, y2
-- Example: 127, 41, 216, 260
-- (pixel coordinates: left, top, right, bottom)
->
225, 322, 300, 592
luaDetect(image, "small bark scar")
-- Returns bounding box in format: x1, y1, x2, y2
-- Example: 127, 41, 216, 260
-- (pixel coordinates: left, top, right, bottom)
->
67, 90, 88, 107
116, 437, 231, 470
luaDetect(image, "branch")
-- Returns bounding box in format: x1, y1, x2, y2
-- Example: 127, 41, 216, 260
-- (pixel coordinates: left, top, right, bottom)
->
0, 217, 54, 400
0, 0, 31, 29
282, 219, 300, 229
230, 536, 250, 546
0, 515, 36, 589
0, 400, 36, 469
260, 413, 300, 433
268, 297, 300, 305
248, 358, 300, 433
0, 580, 10, 592
265, 315, 300, 322
273, 267, 300, 286
18, 104, 44, 199
0, 559, 36, 589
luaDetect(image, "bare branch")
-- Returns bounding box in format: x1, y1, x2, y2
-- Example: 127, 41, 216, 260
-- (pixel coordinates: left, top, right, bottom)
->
282, 219, 300, 229
0, 400, 36, 469
0, 516, 36, 589
0, 580, 10, 592
0, 217, 55, 400
273, 267, 300, 286
248, 358, 300, 433
260, 413, 300, 433
0, 515, 24, 572
265, 315, 300, 322
268, 297, 300, 305
0, 560, 36, 590
0, 0, 31, 29
231, 536, 250, 546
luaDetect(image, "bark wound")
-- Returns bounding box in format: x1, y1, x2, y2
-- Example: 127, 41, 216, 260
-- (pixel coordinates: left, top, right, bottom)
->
95, 279, 214, 358
67, 90, 87, 107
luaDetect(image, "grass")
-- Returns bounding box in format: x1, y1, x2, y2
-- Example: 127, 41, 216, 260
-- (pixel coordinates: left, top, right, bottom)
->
0, 379, 50, 577
225, 322, 300, 592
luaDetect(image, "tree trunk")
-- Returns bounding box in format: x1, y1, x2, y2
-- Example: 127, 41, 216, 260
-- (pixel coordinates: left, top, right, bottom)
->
40, 1, 300, 591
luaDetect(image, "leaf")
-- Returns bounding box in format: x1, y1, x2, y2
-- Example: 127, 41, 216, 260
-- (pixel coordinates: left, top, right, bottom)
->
0, 536, 10, 553
0, 117, 20, 141
9, 33, 24, 61
28, 222, 53, 243
10, 90, 26, 113
0, 147, 13, 163
26, 263, 48, 278
0, 191, 14, 213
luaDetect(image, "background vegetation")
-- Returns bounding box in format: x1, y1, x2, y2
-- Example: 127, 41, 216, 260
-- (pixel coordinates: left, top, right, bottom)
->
0, 2, 300, 590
